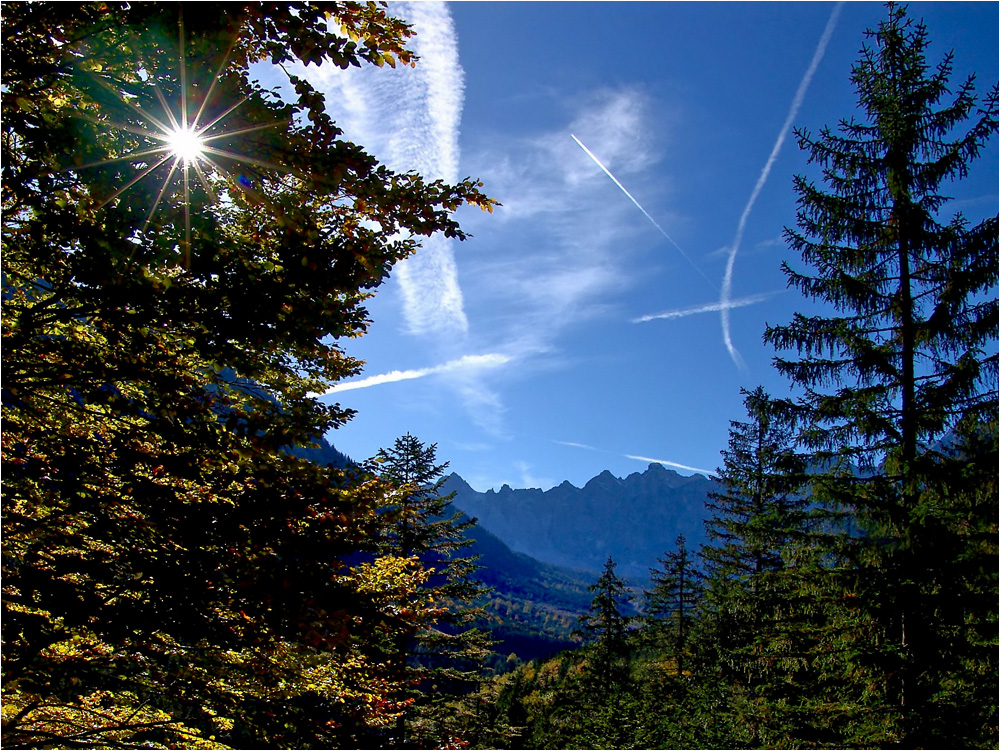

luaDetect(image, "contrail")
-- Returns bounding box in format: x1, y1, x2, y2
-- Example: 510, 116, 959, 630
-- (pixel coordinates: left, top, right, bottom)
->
554, 440, 599, 451
633, 292, 774, 323
571, 133, 716, 291
322, 353, 511, 395
555, 440, 715, 477
720, 3, 843, 368
625, 454, 717, 477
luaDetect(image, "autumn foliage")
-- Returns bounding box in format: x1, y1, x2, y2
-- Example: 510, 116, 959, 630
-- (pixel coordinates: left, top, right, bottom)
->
1, 3, 493, 748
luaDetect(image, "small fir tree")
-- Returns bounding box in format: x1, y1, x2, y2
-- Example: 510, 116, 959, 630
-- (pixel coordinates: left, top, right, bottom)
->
372, 434, 492, 747
575, 556, 634, 692
644, 534, 703, 676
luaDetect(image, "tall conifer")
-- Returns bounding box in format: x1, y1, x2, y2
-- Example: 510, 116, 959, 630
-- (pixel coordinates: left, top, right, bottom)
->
698, 387, 818, 745
764, 5, 998, 745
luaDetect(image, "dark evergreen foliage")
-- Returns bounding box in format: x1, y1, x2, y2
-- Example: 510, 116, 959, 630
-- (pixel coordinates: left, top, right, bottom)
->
370, 434, 494, 748
573, 557, 634, 691
764, 4, 998, 745
644, 534, 703, 676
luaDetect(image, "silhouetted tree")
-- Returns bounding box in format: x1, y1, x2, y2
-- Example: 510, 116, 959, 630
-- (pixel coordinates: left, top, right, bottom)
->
765, 4, 998, 745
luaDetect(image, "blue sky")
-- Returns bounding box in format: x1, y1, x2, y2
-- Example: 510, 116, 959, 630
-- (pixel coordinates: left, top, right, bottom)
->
293, 2, 998, 492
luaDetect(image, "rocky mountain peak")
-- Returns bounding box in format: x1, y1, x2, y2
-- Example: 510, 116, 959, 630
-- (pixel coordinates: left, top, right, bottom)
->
444, 465, 715, 582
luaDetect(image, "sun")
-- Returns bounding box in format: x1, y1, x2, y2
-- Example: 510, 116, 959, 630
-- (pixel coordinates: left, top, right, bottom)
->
164, 126, 206, 163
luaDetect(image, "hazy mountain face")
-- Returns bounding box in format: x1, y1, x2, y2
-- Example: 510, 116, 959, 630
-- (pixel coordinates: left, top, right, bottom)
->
443, 464, 715, 582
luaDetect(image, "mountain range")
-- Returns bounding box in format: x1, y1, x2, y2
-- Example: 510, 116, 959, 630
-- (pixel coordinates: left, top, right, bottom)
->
444, 464, 716, 583
303, 438, 717, 660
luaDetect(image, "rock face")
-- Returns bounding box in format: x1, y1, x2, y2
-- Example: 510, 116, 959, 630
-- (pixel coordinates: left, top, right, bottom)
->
443, 464, 715, 582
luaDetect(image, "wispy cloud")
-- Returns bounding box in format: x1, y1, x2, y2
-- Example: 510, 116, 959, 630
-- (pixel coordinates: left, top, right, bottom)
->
624, 454, 717, 477
555, 440, 714, 477
324, 353, 511, 394
554, 440, 599, 451
436, 87, 673, 434
287, 2, 522, 433
292, 1, 468, 336
463, 88, 670, 348
719, 3, 843, 368
634, 292, 774, 323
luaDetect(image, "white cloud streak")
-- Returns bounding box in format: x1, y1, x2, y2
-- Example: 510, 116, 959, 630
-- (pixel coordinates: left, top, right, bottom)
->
719, 3, 843, 368
555, 440, 714, 477
554, 440, 599, 451
324, 353, 511, 394
287, 2, 522, 432
634, 292, 774, 323
624, 454, 717, 477
460, 89, 664, 370
293, 1, 468, 337
570, 133, 715, 291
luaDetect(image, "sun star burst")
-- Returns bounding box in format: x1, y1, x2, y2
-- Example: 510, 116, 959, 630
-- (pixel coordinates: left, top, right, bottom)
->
77, 13, 287, 266
165, 126, 206, 163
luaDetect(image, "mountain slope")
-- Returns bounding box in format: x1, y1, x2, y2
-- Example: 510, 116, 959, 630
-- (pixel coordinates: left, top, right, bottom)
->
444, 464, 715, 582
458, 514, 596, 664
295, 434, 596, 663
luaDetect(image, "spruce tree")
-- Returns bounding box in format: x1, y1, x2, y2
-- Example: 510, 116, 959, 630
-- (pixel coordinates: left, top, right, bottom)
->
697, 387, 820, 746
645, 534, 703, 676
571, 557, 638, 747
702, 387, 806, 591
372, 434, 492, 748
575, 556, 634, 691
764, 5, 998, 746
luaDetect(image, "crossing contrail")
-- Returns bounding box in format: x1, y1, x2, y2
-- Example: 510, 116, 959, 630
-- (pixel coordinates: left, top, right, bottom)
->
633, 292, 774, 323
719, 3, 843, 368
571, 133, 716, 291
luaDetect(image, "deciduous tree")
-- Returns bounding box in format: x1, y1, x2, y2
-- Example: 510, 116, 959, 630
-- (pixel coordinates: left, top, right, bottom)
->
1, 3, 494, 748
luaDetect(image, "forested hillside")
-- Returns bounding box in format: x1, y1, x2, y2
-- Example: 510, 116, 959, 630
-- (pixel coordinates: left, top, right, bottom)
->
462, 521, 593, 668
